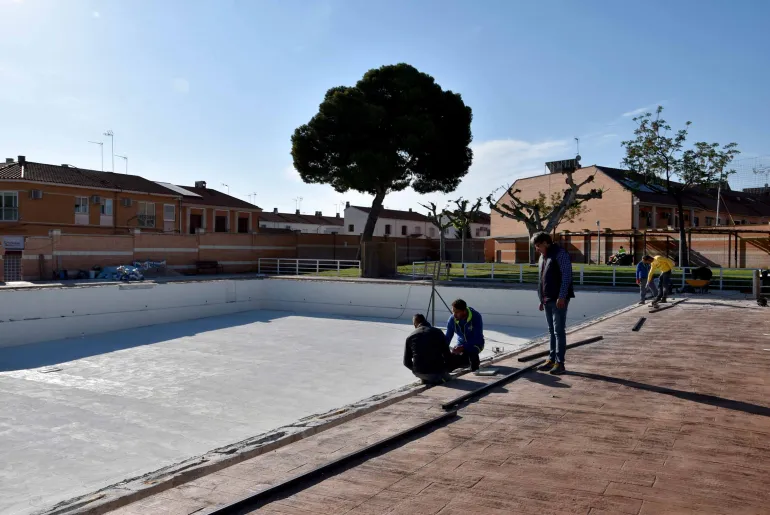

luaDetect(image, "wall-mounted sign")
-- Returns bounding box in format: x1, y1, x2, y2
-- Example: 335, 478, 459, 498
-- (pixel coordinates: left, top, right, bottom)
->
2, 236, 24, 250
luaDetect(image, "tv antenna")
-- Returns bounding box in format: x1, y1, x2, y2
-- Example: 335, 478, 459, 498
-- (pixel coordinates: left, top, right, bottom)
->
293, 196, 304, 212
575, 137, 580, 156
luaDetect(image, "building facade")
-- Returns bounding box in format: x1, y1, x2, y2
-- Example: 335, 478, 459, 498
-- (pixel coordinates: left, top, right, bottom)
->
258, 209, 344, 233
343, 203, 436, 238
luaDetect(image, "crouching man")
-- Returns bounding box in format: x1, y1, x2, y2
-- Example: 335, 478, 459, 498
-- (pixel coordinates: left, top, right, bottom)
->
445, 299, 485, 372
403, 314, 452, 385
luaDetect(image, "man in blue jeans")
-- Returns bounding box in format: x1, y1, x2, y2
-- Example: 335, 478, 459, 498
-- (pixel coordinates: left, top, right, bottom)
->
533, 232, 575, 375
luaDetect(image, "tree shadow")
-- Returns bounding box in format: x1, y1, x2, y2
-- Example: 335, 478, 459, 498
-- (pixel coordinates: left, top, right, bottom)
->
569, 371, 770, 417
522, 371, 571, 388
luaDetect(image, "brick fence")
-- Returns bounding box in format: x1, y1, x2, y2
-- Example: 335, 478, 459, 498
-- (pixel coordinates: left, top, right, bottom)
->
0, 232, 485, 281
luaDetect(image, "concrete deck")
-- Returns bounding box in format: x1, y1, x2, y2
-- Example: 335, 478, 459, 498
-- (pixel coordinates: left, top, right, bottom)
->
108, 297, 769, 515
0, 310, 542, 515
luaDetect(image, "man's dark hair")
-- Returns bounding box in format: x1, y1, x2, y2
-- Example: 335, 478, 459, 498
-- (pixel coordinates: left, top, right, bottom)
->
643, 255, 653, 261
531, 232, 552, 246
451, 299, 467, 311
413, 314, 427, 325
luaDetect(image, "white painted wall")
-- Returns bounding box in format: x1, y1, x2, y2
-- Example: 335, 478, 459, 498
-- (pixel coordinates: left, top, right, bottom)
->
259, 220, 342, 234
438, 215, 491, 239
344, 207, 434, 237
0, 278, 638, 348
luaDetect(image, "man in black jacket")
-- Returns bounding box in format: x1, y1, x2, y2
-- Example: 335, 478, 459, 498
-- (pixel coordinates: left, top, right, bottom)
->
533, 231, 575, 375
403, 314, 452, 385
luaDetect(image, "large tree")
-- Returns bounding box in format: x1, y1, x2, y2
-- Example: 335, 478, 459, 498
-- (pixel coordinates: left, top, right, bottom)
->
621, 106, 739, 267
488, 159, 602, 262
291, 63, 473, 244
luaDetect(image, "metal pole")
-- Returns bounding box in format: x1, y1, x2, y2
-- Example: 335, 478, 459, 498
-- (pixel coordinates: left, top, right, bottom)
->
580, 265, 584, 285
491, 262, 495, 280
716, 182, 721, 227
519, 264, 523, 283
258, 258, 261, 274
612, 266, 616, 287
719, 267, 723, 290
597, 221, 601, 264
431, 278, 436, 326
316, 259, 319, 275
277, 258, 281, 275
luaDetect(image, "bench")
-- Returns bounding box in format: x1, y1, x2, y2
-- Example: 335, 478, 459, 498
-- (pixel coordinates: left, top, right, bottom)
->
195, 260, 223, 275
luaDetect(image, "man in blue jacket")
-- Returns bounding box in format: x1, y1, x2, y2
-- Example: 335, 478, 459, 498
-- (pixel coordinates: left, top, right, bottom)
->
636, 258, 657, 305
445, 298, 484, 372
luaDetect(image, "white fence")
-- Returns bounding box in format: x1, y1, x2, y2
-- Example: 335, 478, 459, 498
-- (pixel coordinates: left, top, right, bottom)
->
411, 261, 754, 291
258, 258, 361, 277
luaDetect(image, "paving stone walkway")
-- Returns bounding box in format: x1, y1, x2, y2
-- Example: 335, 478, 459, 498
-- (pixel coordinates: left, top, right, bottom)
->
110, 297, 770, 515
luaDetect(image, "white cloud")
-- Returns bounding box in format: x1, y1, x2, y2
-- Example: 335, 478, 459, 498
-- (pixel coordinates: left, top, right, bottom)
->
92, 11, 100, 18
622, 102, 665, 118
283, 165, 303, 183
171, 78, 190, 94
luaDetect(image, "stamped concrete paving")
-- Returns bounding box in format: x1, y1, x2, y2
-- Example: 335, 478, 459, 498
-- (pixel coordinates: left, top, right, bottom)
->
0, 309, 540, 515
110, 298, 770, 514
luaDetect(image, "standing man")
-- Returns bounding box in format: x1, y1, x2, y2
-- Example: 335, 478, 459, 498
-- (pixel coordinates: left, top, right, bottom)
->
445, 299, 484, 372
533, 232, 574, 375
646, 254, 675, 308
636, 257, 657, 305
403, 314, 452, 385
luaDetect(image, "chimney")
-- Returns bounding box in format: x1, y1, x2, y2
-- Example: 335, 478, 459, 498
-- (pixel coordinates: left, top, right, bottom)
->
345, 201, 350, 208
408, 208, 412, 212
295, 209, 300, 215
18, 155, 25, 178
5, 158, 12, 164
194, 180, 206, 189
315, 211, 322, 217
273, 207, 278, 213
336, 213, 340, 218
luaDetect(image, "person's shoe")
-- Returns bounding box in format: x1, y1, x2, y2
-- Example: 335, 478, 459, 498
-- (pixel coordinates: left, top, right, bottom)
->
650, 301, 660, 309
659, 299, 668, 303
638, 300, 646, 305
549, 363, 566, 375
538, 360, 556, 371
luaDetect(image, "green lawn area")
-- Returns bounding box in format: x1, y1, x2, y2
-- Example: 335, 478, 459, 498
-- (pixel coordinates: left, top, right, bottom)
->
312, 262, 753, 290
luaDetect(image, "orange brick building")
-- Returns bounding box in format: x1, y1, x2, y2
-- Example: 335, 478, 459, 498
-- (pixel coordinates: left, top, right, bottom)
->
0, 156, 260, 280
491, 165, 770, 264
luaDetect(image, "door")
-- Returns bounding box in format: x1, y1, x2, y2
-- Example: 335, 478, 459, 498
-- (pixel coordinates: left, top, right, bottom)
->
189, 214, 203, 234
3, 251, 22, 281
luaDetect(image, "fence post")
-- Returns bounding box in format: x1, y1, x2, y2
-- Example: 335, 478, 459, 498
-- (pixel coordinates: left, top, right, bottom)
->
316, 259, 320, 275
412, 262, 415, 279
719, 267, 723, 290
612, 266, 616, 287
752, 269, 760, 299
580, 265, 584, 286
258, 258, 261, 274
463, 263, 467, 278
519, 264, 523, 283
277, 258, 281, 276
681, 267, 686, 289
338, 260, 341, 277
296, 260, 299, 275
491, 262, 495, 279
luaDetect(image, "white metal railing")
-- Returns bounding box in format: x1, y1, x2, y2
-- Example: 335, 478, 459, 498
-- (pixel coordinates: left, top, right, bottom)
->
410, 261, 754, 291
258, 258, 360, 277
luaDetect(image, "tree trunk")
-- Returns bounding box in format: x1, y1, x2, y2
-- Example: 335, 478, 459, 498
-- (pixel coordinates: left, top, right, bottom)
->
439, 232, 446, 264
461, 231, 465, 266
676, 197, 689, 267
360, 191, 386, 243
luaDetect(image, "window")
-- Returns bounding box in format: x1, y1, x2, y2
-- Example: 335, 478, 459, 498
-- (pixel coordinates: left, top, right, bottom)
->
215, 214, 228, 232
414, 226, 421, 235
384, 224, 391, 235
238, 216, 249, 233
101, 198, 113, 216
694, 216, 699, 227
75, 196, 89, 214
348, 224, 354, 232
429, 227, 436, 237
476, 227, 481, 237
138, 202, 155, 227
401, 225, 407, 235
163, 204, 175, 222
0, 192, 18, 221
705, 217, 714, 226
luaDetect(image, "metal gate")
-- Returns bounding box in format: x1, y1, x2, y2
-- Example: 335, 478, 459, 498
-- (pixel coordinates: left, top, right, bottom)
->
3, 252, 22, 281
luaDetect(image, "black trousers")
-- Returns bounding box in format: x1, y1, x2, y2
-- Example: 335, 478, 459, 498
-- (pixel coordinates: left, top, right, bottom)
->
446, 351, 481, 372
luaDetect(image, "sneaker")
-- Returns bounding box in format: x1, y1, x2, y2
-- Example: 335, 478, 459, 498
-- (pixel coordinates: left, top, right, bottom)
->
650, 301, 660, 309
638, 300, 646, 305
538, 360, 556, 371
659, 299, 668, 303
549, 363, 566, 375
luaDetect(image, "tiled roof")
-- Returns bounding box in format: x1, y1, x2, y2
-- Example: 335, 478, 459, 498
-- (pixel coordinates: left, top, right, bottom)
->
260, 211, 344, 225
175, 185, 261, 210
0, 161, 177, 196
349, 205, 430, 222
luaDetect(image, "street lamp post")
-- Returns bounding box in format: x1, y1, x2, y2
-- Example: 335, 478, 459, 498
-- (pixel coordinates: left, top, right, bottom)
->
88, 141, 104, 171
596, 220, 601, 264
115, 155, 128, 174
103, 130, 114, 173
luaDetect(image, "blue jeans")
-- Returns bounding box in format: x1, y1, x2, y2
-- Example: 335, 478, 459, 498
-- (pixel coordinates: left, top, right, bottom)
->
655, 271, 671, 302
544, 300, 569, 364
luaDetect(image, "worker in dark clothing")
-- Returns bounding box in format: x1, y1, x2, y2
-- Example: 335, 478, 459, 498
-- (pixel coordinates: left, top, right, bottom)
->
403, 314, 452, 385
445, 299, 485, 372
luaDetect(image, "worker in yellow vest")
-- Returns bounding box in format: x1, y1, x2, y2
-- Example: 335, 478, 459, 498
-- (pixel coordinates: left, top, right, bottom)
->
644, 255, 675, 308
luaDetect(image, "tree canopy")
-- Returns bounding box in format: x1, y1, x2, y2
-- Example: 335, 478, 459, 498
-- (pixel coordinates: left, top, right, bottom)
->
621, 106, 739, 266
291, 63, 473, 242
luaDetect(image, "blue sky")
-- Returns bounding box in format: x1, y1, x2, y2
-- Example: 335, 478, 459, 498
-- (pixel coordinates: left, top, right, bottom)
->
1, 0, 768, 214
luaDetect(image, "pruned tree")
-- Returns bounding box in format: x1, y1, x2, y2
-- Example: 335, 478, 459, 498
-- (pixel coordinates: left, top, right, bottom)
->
420, 201, 453, 264
621, 106, 739, 266
487, 161, 602, 262
291, 63, 473, 247
444, 197, 482, 265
